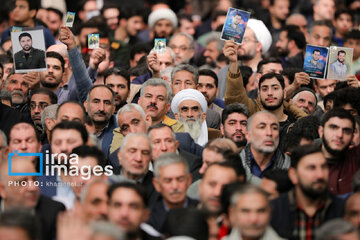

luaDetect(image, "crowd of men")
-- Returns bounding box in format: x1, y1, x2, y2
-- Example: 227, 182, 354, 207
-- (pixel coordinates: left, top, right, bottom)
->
0, 0, 360, 239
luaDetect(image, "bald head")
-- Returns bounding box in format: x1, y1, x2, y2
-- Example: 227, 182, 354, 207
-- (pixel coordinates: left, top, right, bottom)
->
46, 44, 69, 59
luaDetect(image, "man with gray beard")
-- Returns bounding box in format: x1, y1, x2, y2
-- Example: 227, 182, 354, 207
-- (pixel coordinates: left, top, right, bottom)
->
171, 89, 209, 146
3, 71, 28, 108
240, 111, 290, 185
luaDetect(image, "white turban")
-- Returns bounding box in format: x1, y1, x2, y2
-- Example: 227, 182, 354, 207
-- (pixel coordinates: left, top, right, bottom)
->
171, 89, 208, 114
247, 19, 272, 54
148, 8, 178, 29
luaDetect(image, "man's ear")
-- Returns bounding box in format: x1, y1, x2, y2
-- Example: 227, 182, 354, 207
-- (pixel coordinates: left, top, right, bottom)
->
174, 112, 179, 120
175, 140, 179, 149
288, 167, 297, 185
318, 125, 323, 138
145, 114, 152, 126
201, 112, 206, 122
283, 88, 287, 100
152, 177, 161, 192
29, 9, 36, 19
220, 123, 225, 135
117, 150, 122, 166
245, 130, 251, 142
166, 103, 171, 112
83, 100, 88, 113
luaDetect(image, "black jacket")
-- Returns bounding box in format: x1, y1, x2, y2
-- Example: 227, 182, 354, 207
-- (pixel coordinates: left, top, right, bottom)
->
148, 197, 199, 232
270, 191, 345, 239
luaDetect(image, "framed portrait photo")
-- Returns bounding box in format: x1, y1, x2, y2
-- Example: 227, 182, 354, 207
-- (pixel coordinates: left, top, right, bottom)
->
327, 46, 353, 81
11, 28, 47, 73
303, 44, 329, 79
220, 7, 251, 45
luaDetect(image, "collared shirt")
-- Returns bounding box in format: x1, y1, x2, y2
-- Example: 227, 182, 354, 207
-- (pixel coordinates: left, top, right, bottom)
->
162, 198, 189, 211
330, 60, 348, 77
96, 121, 110, 147
250, 150, 275, 178
289, 190, 332, 240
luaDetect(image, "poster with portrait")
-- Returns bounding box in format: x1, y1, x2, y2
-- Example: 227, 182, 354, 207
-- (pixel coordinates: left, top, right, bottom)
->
11, 28, 47, 73
326, 46, 353, 81
88, 33, 99, 49
220, 7, 250, 44
303, 44, 329, 79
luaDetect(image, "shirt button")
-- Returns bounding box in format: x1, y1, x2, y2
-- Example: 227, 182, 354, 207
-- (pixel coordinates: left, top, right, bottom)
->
338, 179, 342, 182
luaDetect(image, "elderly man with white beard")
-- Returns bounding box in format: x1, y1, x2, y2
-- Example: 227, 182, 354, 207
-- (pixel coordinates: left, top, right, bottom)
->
171, 89, 209, 146
240, 111, 290, 185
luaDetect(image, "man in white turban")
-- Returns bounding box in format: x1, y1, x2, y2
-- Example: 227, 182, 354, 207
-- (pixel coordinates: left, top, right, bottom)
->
171, 89, 208, 146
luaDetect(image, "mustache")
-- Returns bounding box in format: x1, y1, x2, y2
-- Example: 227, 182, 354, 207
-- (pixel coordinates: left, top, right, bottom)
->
312, 179, 326, 185
95, 111, 105, 115
169, 190, 184, 195
232, 130, 245, 137
12, 90, 24, 97
146, 103, 158, 110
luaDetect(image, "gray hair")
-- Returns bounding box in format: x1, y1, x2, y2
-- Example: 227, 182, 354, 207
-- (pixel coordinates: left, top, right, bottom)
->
120, 132, 152, 152
316, 219, 358, 240
170, 32, 195, 49
79, 179, 109, 204
246, 110, 278, 133
41, 104, 59, 130
116, 103, 146, 124
153, 152, 189, 178
161, 66, 175, 80
140, 78, 172, 103
204, 32, 224, 52
0, 89, 11, 103
230, 184, 269, 207
0, 130, 7, 147
90, 220, 126, 240
171, 64, 199, 85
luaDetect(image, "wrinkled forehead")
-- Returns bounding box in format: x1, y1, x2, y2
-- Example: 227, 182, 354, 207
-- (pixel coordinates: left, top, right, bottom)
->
124, 135, 150, 148
251, 112, 279, 126
179, 99, 201, 108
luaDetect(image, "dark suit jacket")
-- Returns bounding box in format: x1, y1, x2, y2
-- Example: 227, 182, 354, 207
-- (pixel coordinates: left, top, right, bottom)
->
14, 48, 46, 70
0, 103, 29, 137
148, 197, 199, 231
110, 168, 159, 208
178, 148, 202, 182
35, 195, 66, 240
100, 115, 118, 158
175, 132, 204, 157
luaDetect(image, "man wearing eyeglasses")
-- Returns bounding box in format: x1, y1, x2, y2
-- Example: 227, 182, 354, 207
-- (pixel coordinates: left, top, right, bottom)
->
29, 88, 58, 137
169, 32, 195, 65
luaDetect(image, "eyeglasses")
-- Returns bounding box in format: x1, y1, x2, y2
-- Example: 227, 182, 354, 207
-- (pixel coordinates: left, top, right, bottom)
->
169, 45, 191, 52
242, 38, 258, 43
30, 102, 49, 110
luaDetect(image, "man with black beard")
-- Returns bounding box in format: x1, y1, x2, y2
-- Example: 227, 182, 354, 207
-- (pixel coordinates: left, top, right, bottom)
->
103, 67, 130, 113
275, 25, 306, 69
224, 40, 307, 137
318, 108, 360, 196
221, 103, 249, 151
271, 144, 345, 240
39, 51, 65, 97
14, 32, 46, 70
